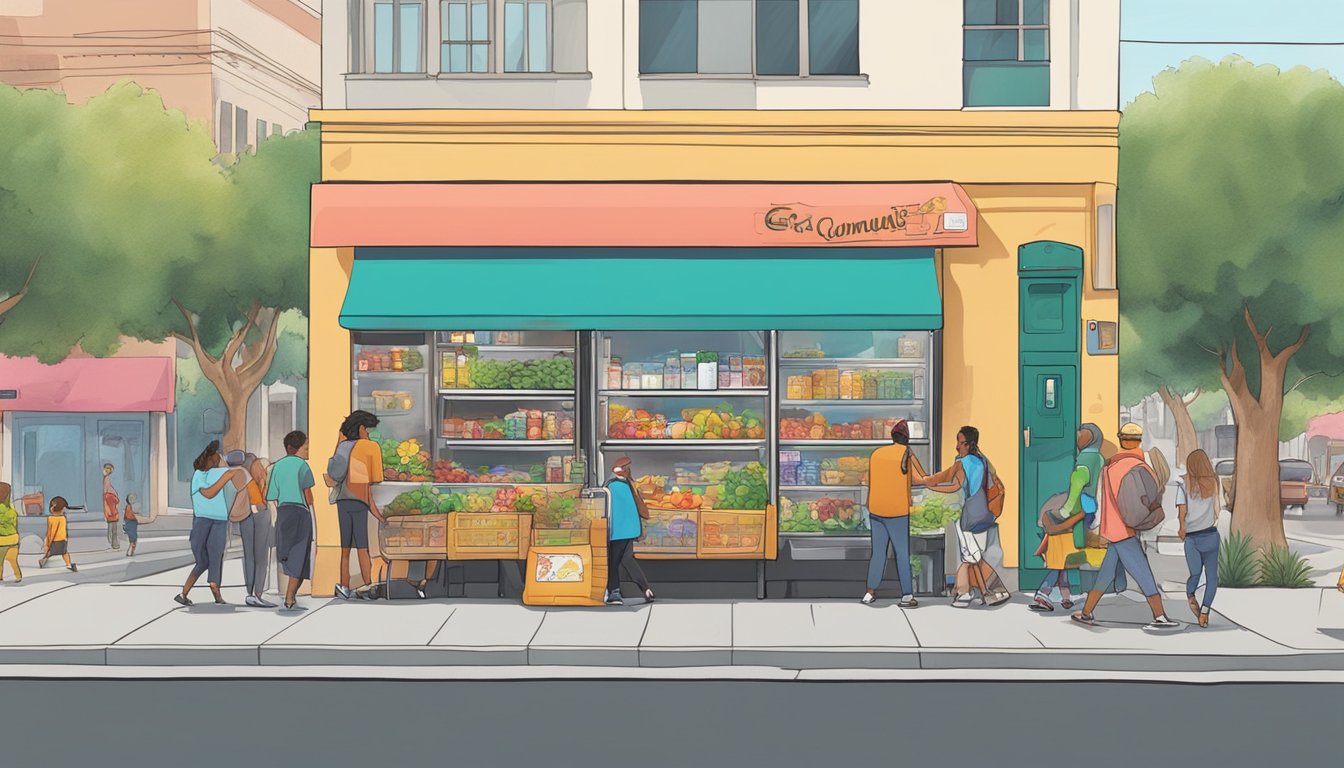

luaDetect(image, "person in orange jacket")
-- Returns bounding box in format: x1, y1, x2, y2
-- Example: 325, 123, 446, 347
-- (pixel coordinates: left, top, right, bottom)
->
39, 496, 78, 572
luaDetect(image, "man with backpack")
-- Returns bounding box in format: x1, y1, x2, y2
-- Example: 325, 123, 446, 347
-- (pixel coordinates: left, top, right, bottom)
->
1071, 422, 1180, 631
325, 410, 386, 600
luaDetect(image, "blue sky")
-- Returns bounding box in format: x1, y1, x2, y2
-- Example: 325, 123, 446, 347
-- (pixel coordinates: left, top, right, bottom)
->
1121, 0, 1344, 107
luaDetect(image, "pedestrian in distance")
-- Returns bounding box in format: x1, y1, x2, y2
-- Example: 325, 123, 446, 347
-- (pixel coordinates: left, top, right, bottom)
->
122, 494, 140, 557
1178, 449, 1221, 628
1028, 424, 1104, 612
39, 496, 78, 572
102, 463, 120, 550
324, 410, 386, 600
1071, 423, 1179, 632
177, 441, 246, 607
0, 482, 21, 583
862, 419, 925, 607
603, 456, 654, 606
924, 426, 1010, 607
267, 430, 316, 611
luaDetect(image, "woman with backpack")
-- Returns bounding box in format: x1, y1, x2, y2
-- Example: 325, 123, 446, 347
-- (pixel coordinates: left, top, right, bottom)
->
925, 426, 1011, 607
1178, 450, 1220, 628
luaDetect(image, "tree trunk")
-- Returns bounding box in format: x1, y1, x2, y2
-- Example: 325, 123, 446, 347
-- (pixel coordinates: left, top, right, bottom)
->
1158, 386, 1199, 468
0, 255, 42, 322
1216, 307, 1308, 554
173, 302, 281, 456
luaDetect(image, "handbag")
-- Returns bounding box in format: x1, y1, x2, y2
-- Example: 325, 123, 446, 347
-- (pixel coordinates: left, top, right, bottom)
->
632, 484, 650, 521
986, 470, 1005, 520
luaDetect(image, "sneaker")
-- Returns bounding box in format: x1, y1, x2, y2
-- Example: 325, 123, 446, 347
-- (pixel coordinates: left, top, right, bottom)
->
952, 593, 973, 608
415, 586, 427, 600
174, 593, 193, 607
861, 592, 877, 605
1029, 596, 1055, 612
334, 584, 352, 600
897, 596, 919, 608
68, 564, 78, 573
255, 596, 278, 608
1198, 610, 1210, 628
1143, 616, 1181, 632
245, 595, 264, 608
644, 589, 655, 603
604, 591, 624, 606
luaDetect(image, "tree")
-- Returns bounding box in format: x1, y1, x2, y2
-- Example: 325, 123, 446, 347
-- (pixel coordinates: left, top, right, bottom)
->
1120, 57, 1344, 550
0, 82, 315, 451
1121, 314, 1205, 467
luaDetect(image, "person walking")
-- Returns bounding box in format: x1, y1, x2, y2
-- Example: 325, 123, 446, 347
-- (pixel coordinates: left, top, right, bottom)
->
862, 419, 925, 607
1072, 423, 1179, 631
267, 430, 316, 611
0, 482, 21, 583
925, 426, 1010, 607
38, 496, 77, 572
1178, 449, 1221, 628
325, 410, 386, 600
102, 464, 120, 550
1028, 424, 1104, 612
229, 450, 277, 608
177, 441, 245, 607
603, 456, 654, 606
122, 494, 140, 557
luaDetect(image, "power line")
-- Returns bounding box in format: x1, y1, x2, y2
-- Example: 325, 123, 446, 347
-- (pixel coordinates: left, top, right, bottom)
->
1121, 39, 1344, 46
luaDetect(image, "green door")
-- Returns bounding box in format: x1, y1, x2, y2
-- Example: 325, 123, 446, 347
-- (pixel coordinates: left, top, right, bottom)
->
1018, 242, 1083, 590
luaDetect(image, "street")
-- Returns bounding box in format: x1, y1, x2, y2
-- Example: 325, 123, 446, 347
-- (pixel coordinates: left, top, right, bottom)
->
0, 678, 1336, 766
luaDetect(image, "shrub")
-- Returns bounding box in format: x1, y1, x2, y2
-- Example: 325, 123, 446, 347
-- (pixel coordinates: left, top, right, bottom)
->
1256, 544, 1313, 588
1218, 531, 1257, 588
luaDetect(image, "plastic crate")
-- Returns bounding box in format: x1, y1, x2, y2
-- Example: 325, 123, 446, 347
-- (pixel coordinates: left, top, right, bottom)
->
378, 513, 448, 558
447, 512, 532, 560
697, 510, 766, 558
635, 506, 699, 556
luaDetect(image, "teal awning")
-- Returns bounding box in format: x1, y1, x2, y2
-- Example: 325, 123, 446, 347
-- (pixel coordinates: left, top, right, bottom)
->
339, 248, 942, 331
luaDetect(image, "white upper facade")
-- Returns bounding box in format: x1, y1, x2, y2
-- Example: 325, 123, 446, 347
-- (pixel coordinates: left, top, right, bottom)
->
322, 0, 1119, 111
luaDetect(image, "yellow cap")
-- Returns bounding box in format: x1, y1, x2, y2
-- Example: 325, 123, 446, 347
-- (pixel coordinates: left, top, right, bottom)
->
1118, 423, 1144, 439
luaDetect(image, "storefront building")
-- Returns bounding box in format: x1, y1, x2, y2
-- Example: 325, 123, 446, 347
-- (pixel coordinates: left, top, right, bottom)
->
308, 0, 1121, 597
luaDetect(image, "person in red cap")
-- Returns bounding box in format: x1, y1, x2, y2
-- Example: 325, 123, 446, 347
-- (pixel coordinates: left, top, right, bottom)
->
863, 419, 926, 607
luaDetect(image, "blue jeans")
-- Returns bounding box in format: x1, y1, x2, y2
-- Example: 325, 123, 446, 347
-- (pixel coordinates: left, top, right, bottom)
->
189, 517, 228, 586
867, 515, 914, 595
1091, 537, 1159, 598
1184, 529, 1220, 609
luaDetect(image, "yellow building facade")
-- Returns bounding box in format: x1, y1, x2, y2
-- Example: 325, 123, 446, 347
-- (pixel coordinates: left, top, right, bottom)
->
307, 109, 1119, 596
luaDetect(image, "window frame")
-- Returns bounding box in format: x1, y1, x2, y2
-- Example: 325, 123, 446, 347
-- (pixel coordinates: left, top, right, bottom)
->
962, 0, 1051, 107
501, 0, 554, 74
368, 0, 427, 75
217, 101, 233, 154
440, 0, 493, 74
637, 0, 863, 80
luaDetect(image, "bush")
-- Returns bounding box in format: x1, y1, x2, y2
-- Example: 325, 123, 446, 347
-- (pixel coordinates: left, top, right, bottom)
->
1218, 531, 1257, 588
1256, 544, 1313, 588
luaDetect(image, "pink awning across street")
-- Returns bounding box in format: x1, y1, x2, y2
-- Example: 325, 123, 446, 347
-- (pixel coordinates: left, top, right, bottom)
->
0, 356, 174, 413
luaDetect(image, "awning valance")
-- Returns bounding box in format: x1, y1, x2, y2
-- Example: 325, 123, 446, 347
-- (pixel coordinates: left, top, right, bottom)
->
339, 248, 942, 331
0, 356, 175, 413
312, 183, 977, 249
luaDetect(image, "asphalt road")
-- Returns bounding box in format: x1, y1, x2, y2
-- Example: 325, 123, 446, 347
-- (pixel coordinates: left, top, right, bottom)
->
0, 679, 1336, 766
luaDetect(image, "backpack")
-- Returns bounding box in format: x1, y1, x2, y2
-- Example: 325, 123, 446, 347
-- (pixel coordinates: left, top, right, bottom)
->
227, 476, 254, 523
1109, 454, 1166, 532
327, 440, 358, 504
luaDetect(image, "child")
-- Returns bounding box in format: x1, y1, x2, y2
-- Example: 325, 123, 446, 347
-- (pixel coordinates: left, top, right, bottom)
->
39, 496, 78, 572
123, 494, 140, 557
0, 482, 21, 583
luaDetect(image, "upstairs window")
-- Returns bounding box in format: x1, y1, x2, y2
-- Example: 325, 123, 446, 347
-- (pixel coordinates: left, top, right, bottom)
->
374, 0, 426, 73
639, 0, 859, 77
963, 0, 1049, 106
439, 0, 553, 73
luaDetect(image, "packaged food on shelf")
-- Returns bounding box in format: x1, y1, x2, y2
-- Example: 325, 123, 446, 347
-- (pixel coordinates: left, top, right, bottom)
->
786, 375, 813, 400
369, 390, 414, 412
664, 356, 681, 390
357, 346, 425, 373
696, 352, 719, 390
641, 364, 663, 390
606, 358, 623, 390
718, 365, 732, 389
743, 357, 767, 388
782, 345, 825, 358
899, 336, 923, 359
680, 353, 698, 389
623, 364, 641, 390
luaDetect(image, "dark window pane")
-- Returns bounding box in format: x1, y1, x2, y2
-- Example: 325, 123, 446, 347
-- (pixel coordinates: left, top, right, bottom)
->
1023, 0, 1048, 25
963, 61, 1048, 106
997, 0, 1018, 24
639, 0, 697, 73
756, 0, 799, 76
1024, 28, 1048, 61
963, 29, 1016, 61
964, 0, 996, 25
808, 0, 858, 75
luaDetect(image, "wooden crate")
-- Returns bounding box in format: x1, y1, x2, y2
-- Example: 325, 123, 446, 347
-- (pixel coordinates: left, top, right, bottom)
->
634, 505, 699, 558
447, 512, 532, 560
378, 514, 449, 559
697, 509, 768, 559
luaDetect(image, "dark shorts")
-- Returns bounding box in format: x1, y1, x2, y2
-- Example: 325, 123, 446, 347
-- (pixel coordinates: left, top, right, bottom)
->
46, 540, 68, 557
276, 503, 314, 580
336, 499, 370, 550
123, 520, 139, 541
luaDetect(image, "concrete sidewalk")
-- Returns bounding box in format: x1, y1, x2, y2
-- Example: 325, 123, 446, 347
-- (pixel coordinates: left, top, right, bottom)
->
2, 560, 1343, 676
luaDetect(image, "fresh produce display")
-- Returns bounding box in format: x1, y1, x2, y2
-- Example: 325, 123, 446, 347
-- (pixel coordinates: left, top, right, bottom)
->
713, 463, 769, 510
534, 496, 585, 529
909, 492, 961, 534
432, 460, 540, 484
607, 404, 767, 440
461, 356, 576, 390
356, 346, 424, 372
384, 485, 463, 517
779, 495, 866, 534
779, 413, 907, 441
375, 434, 432, 482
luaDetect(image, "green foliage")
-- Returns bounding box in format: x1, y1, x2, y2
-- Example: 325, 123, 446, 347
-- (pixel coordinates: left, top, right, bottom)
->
910, 492, 961, 534
1121, 57, 1344, 407
1187, 389, 1230, 432
1256, 545, 1314, 588
1218, 530, 1258, 588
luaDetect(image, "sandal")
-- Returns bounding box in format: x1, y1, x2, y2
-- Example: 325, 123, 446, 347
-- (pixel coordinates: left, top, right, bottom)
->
1061, 599, 1074, 610
1187, 595, 1201, 620
952, 593, 973, 608
1070, 611, 1096, 626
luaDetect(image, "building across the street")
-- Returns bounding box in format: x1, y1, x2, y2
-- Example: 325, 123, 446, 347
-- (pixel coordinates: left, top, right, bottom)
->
307, 0, 1121, 597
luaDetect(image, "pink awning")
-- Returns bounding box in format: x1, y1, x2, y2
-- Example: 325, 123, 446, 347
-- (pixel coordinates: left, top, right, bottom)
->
311, 182, 978, 248
0, 356, 174, 413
